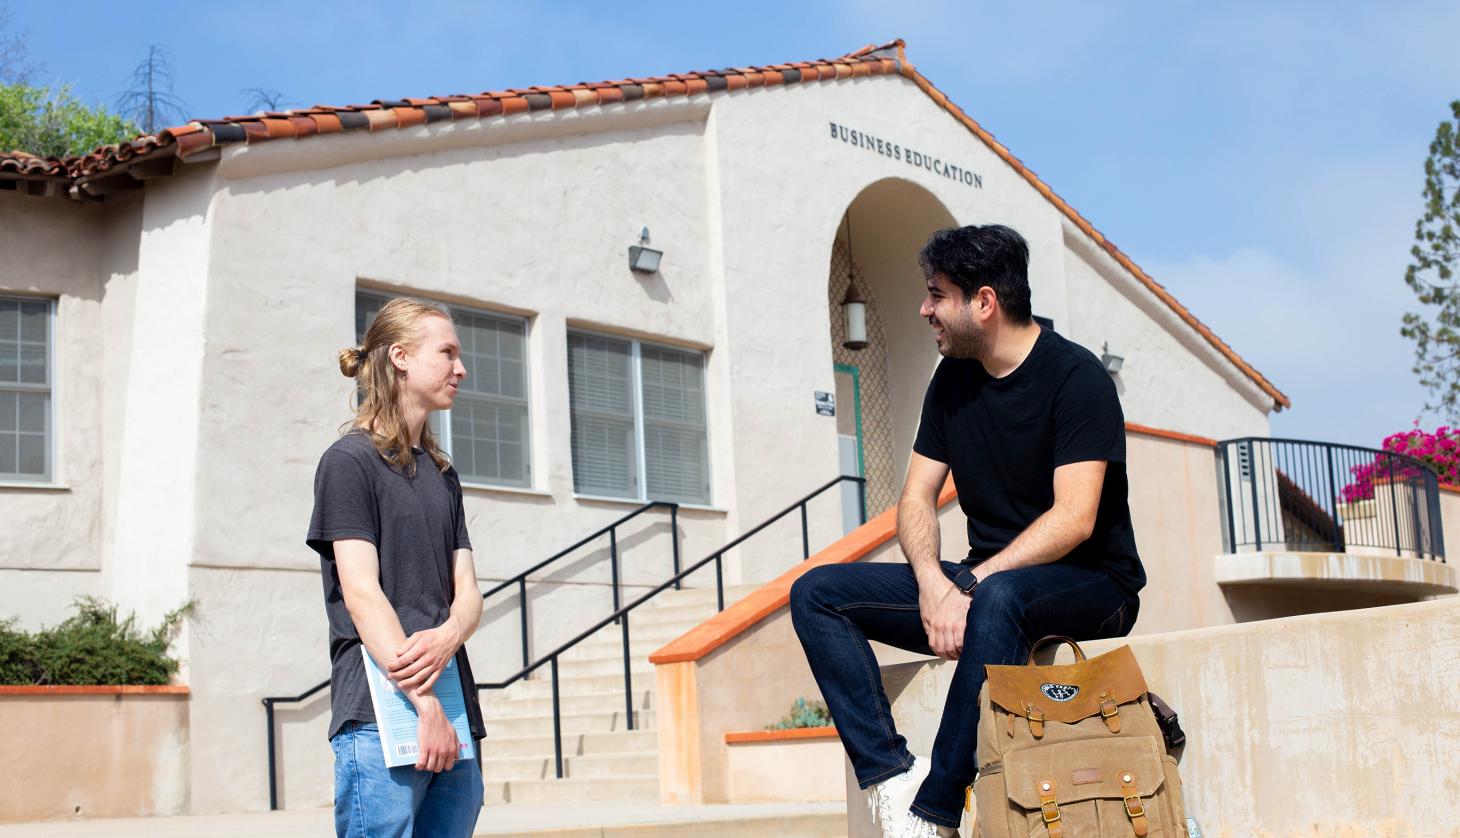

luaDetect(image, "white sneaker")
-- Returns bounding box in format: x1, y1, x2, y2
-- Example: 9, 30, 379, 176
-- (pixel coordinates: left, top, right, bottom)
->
866, 757, 931, 838
897, 811, 960, 838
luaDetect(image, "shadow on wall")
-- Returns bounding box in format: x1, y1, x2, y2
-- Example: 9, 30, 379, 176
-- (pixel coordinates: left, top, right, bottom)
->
1222, 584, 1415, 622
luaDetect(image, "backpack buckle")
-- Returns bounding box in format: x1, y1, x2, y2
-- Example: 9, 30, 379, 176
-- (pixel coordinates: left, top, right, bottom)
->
1042, 803, 1061, 824
1123, 794, 1145, 818
1037, 777, 1060, 824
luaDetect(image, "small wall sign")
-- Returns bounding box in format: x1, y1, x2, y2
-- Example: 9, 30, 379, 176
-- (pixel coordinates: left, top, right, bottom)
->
815, 391, 836, 416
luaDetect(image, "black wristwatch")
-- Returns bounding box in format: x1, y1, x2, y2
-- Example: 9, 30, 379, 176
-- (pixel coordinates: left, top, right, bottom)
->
952, 566, 980, 596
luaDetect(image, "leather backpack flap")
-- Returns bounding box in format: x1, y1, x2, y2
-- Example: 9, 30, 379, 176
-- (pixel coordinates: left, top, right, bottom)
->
1002, 736, 1167, 808
986, 645, 1149, 725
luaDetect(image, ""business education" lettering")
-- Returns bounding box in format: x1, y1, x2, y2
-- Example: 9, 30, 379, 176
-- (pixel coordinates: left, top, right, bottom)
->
829, 121, 983, 189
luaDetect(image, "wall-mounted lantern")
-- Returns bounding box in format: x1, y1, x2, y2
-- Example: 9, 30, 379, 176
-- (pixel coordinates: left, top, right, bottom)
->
628, 227, 663, 274
1101, 341, 1124, 375
842, 283, 868, 350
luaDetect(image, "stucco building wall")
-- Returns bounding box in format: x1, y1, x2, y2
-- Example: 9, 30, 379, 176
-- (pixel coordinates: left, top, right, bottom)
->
0, 191, 142, 630
0, 67, 1298, 816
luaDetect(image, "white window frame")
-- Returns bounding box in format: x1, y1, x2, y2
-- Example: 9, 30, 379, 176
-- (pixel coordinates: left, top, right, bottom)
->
355, 290, 533, 489
0, 295, 55, 484
567, 329, 710, 505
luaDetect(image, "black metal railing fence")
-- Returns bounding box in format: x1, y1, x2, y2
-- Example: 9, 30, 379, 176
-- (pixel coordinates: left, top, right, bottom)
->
1216, 437, 1445, 561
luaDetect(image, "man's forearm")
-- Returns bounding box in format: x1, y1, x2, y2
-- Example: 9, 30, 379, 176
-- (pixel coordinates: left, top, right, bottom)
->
975, 507, 1090, 579
343, 589, 438, 711
898, 495, 949, 592
448, 589, 482, 645
346, 588, 411, 670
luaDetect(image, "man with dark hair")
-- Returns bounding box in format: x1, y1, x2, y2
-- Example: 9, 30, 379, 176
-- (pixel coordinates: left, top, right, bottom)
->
790, 224, 1144, 837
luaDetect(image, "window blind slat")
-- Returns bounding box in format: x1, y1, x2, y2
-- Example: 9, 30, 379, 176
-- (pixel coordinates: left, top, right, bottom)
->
641, 346, 708, 503
568, 333, 637, 495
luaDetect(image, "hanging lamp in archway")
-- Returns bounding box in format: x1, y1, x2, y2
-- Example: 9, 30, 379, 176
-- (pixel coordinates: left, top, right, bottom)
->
841, 212, 868, 350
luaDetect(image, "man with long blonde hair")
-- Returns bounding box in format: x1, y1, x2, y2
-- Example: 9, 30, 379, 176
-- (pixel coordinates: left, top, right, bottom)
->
307, 297, 485, 837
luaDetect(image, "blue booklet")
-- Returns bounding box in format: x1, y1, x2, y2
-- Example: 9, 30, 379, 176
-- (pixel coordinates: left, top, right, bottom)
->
361, 647, 475, 767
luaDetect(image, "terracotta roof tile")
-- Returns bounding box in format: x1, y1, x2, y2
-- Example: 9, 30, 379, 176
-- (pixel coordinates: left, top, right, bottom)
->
241, 121, 270, 143
311, 113, 343, 134
288, 116, 318, 137
0, 37, 1286, 409
393, 107, 426, 129
260, 118, 296, 139
174, 129, 213, 157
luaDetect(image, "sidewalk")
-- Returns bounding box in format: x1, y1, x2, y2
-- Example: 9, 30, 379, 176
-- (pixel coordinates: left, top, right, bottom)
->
0, 801, 848, 837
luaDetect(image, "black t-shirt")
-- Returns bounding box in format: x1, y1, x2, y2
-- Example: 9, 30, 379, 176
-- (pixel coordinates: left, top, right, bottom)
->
912, 328, 1145, 596
306, 430, 485, 741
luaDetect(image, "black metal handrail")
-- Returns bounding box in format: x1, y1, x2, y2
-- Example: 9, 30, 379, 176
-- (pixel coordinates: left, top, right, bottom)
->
474, 474, 866, 780
260, 499, 677, 810
1216, 437, 1445, 561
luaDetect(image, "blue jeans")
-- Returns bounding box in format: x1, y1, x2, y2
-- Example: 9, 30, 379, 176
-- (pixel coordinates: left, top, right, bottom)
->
789, 560, 1138, 828
332, 722, 483, 838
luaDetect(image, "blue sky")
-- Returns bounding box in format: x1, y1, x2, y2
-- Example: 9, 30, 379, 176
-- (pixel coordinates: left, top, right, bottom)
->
8, 1, 1460, 447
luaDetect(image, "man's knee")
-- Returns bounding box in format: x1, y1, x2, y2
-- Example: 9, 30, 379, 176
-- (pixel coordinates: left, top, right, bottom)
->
967, 572, 1025, 627
790, 565, 836, 616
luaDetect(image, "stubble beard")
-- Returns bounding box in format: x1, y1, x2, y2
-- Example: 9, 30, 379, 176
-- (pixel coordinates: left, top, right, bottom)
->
937, 316, 987, 360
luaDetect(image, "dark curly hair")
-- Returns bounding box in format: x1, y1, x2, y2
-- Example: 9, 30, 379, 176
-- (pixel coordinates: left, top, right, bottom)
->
916, 225, 1032, 324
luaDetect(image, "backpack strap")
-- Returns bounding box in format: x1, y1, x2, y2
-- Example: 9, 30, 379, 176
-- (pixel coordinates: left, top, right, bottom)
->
1025, 635, 1087, 665
1036, 777, 1063, 838
1119, 771, 1148, 837
1025, 703, 1045, 738
1099, 691, 1122, 733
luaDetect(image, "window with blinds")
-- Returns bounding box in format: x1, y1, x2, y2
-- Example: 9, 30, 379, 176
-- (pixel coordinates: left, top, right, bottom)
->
0, 296, 52, 482
568, 331, 709, 505
356, 291, 531, 487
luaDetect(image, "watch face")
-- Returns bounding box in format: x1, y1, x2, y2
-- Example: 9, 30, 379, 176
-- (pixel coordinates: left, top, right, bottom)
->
954, 568, 977, 592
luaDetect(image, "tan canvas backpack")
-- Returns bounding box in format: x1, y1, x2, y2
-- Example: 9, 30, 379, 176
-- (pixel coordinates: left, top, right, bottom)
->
972, 636, 1187, 837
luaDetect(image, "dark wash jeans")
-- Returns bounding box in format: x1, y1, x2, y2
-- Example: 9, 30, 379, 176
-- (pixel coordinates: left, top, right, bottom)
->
789, 559, 1138, 828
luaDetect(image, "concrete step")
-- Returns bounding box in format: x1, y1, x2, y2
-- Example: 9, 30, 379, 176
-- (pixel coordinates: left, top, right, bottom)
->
487, 775, 660, 805
550, 656, 658, 680
482, 806, 848, 838
480, 751, 659, 782
559, 639, 681, 665
642, 583, 762, 608
484, 709, 653, 738
620, 601, 724, 626
479, 729, 659, 759
575, 619, 704, 649
484, 689, 653, 718
502, 671, 666, 699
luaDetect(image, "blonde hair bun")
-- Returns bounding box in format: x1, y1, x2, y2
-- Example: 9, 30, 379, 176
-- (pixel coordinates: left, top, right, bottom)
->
338, 346, 366, 378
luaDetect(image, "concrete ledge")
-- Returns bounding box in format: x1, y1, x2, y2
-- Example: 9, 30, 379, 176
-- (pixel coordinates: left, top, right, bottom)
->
852, 597, 1460, 837
1216, 550, 1457, 596
0, 685, 190, 696
0, 688, 190, 822
725, 728, 844, 804
724, 726, 836, 744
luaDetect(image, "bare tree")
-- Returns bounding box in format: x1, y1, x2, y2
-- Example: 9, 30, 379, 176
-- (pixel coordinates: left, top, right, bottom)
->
239, 87, 296, 114
115, 44, 189, 134
237, 86, 297, 113
0, 1, 41, 84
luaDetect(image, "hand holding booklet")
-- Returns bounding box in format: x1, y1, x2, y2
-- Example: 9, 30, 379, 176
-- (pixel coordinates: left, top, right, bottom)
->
361, 647, 475, 768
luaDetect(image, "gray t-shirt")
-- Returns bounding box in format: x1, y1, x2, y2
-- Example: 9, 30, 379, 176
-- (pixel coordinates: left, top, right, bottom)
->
306, 430, 484, 741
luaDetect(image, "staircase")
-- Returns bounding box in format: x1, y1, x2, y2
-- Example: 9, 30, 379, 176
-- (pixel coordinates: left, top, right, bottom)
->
479, 583, 761, 804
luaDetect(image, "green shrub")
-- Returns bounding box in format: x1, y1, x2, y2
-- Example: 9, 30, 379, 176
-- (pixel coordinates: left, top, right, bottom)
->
766, 696, 833, 730
0, 597, 193, 686
0, 618, 39, 683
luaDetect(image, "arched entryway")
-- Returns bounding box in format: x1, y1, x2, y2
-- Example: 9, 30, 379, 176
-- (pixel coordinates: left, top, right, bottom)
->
827, 178, 959, 520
